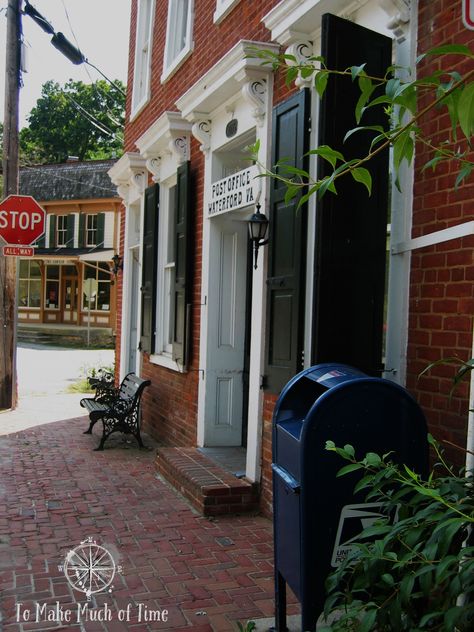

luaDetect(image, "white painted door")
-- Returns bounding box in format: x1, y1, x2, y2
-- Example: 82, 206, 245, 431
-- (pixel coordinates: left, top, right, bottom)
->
205, 216, 248, 446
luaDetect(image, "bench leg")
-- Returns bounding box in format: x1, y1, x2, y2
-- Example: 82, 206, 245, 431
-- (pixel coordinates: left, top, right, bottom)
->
83, 417, 99, 434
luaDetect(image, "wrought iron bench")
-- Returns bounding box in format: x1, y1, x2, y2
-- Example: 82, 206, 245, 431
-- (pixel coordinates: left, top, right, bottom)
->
80, 373, 151, 451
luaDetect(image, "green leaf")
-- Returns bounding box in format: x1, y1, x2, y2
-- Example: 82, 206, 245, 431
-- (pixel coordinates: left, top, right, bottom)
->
351, 167, 372, 195
457, 82, 474, 139
455, 162, 473, 190
400, 574, 415, 606
359, 608, 377, 632
308, 145, 344, 167
344, 125, 384, 143
284, 185, 299, 204
336, 463, 363, 477
393, 130, 414, 172
350, 63, 366, 81
314, 71, 329, 98
343, 444, 355, 457
365, 452, 382, 466
418, 44, 474, 62
381, 573, 394, 586
285, 66, 298, 87
355, 75, 376, 123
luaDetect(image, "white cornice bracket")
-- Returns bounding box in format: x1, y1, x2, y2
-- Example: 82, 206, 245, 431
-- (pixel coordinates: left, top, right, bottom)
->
169, 135, 190, 163
285, 40, 314, 88
241, 77, 267, 126
191, 119, 211, 154
146, 156, 161, 183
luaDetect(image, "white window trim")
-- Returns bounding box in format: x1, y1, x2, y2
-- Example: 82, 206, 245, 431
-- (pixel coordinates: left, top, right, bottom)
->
130, 0, 156, 120
213, 0, 240, 24
161, 0, 194, 83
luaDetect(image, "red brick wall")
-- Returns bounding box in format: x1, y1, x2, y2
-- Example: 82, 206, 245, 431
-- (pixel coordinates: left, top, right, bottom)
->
406, 0, 474, 464
121, 1, 291, 450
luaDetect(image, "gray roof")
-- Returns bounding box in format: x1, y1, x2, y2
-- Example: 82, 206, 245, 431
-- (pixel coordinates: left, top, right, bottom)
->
19, 160, 119, 202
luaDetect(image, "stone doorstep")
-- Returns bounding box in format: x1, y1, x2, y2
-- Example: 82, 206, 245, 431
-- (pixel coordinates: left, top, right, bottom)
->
155, 447, 260, 516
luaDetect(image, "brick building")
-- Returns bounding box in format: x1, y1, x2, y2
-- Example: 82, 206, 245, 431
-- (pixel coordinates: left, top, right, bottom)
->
18, 160, 121, 346
109, 0, 473, 516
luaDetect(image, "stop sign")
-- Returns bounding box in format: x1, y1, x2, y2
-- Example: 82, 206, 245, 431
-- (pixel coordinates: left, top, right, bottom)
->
0, 195, 46, 245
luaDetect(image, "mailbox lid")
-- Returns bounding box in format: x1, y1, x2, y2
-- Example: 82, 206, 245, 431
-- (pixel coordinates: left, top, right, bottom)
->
304, 363, 367, 389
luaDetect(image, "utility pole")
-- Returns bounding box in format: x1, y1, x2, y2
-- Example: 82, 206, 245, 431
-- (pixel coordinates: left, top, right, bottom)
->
1, 0, 22, 409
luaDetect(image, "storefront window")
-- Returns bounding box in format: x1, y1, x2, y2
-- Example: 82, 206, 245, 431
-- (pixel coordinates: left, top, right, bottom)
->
18, 260, 41, 308
83, 262, 111, 311
45, 265, 60, 309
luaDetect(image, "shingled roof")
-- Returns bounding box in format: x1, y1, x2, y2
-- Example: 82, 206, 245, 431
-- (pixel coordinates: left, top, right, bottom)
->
19, 160, 119, 202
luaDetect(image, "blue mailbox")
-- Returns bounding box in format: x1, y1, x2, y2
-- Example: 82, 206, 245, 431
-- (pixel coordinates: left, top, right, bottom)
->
272, 363, 429, 631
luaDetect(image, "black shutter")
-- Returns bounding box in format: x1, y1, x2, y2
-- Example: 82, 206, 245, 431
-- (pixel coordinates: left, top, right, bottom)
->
35, 232, 46, 248
313, 14, 392, 375
66, 214, 75, 247
265, 89, 311, 393
78, 214, 86, 247
140, 184, 159, 354
97, 213, 105, 247
172, 161, 191, 367
49, 215, 56, 248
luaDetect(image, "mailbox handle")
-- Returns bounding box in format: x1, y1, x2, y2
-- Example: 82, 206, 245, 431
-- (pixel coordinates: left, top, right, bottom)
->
272, 464, 301, 494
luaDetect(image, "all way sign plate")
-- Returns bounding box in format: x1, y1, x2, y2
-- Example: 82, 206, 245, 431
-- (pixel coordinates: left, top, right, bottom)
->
3, 245, 35, 257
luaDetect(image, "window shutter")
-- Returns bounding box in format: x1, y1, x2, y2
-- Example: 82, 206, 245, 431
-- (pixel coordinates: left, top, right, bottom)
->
265, 89, 311, 393
97, 213, 106, 247
172, 161, 191, 367
49, 215, 57, 248
36, 232, 46, 248
140, 184, 159, 354
78, 214, 86, 248
313, 14, 392, 375
66, 214, 75, 247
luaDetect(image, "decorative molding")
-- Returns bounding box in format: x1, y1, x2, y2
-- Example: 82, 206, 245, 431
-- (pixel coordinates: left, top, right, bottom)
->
116, 183, 130, 204
169, 135, 190, 163
130, 168, 147, 196
192, 119, 212, 154
176, 39, 279, 120
241, 77, 267, 126
136, 111, 192, 161
108, 152, 147, 204
381, 0, 411, 43
146, 156, 161, 183
285, 40, 313, 88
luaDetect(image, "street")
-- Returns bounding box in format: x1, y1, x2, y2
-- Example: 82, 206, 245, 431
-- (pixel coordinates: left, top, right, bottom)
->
0, 343, 115, 435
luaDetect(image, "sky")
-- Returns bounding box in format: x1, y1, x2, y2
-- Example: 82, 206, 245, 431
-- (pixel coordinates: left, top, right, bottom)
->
0, 0, 131, 128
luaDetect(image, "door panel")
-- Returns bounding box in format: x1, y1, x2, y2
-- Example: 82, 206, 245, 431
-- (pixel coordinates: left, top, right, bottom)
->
313, 14, 392, 375
206, 217, 248, 445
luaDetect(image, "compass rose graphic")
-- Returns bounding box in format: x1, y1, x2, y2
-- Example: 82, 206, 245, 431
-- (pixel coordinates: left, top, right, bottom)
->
60, 538, 118, 599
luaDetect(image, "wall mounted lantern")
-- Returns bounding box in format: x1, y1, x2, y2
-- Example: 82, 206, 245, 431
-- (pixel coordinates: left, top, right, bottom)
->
248, 203, 269, 270
111, 253, 123, 276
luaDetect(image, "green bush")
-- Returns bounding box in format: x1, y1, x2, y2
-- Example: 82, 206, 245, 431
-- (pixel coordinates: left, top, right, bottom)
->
320, 437, 473, 631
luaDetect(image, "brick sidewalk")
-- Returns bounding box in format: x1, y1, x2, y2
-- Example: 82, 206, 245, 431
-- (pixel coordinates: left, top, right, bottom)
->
0, 417, 288, 631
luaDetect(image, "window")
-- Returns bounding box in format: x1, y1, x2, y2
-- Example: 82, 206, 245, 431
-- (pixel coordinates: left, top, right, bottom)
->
86, 214, 98, 246
213, 0, 240, 24
56, 215, 67, 246
45, 265, 60, 309
131, 0, 155, 117
141, 163, 190, 367
83, 263, 111, 312
162, 0, 193, 81
157, 184, 177, 354
18, 260, 41, 308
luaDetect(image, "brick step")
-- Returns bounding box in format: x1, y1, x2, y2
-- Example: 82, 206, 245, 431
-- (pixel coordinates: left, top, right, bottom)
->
155, 447, 260, 516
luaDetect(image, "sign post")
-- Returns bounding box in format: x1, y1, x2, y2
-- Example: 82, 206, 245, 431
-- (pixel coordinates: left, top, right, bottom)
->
83, 278, 98, 348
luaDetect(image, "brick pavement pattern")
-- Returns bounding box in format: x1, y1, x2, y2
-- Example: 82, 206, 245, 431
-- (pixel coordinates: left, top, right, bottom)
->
0, 418, 285, 631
